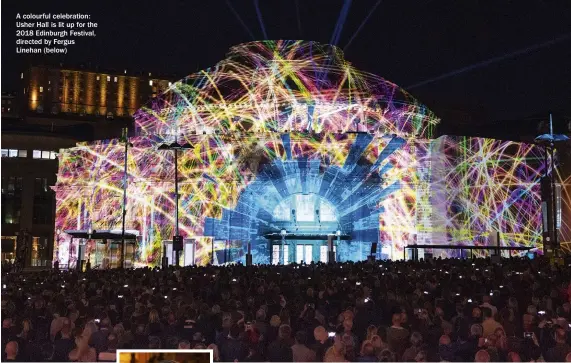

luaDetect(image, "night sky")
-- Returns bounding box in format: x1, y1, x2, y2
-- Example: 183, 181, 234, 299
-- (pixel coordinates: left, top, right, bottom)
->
3, 0, 571, 139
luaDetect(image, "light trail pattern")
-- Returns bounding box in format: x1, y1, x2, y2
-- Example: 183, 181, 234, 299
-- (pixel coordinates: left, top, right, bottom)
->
52, 41, 545, 266
430, 136, 545, 256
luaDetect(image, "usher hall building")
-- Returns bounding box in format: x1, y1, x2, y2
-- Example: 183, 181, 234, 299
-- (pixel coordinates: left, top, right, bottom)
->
52, 41, 550, 268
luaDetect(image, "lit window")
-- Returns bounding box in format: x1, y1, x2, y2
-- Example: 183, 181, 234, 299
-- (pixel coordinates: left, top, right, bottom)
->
33, 150, 41, 159
320, 246, 328, 263
40, 86, 43, 93
149, 80, 153, 86
49, 151, 57, 159
18, 150, 27, 158
305, 245, 313, 263
114, 77, 117, 82
20, 73, 24, 79
1, 149, 8, 157
272, 245, 279, 265
41, 151, 50, 159
296, 245, 304, 264
107, 76, 110, 82
9, 150, 18, 158
296, 194, 315, 222
272, 245, 289, 265
96, 75, 100, 81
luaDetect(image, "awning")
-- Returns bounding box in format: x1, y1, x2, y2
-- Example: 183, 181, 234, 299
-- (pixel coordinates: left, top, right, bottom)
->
64, 230, 138, 242
264, 233, 351, 241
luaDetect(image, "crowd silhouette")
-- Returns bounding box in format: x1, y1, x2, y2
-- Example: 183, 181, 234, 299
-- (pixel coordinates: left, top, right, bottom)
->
2, 255, 571, 362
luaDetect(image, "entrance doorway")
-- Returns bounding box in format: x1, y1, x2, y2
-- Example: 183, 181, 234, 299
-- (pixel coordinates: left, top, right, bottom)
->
296, 244, 313, 264
319, 245, 336, 263
272, 244, 289, 264
270, 239, 341, 264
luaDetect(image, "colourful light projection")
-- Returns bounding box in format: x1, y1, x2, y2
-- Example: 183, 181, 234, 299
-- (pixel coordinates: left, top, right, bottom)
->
430, 136, 545, 254
134, 40, 438, 139
52, 41, 545, 267
559, 173, 571, 252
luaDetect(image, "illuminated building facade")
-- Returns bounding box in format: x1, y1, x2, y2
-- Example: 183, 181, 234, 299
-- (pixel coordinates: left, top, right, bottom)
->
53, 41, 551, 268
23, 65, 174, 118
1, 67, 177, 267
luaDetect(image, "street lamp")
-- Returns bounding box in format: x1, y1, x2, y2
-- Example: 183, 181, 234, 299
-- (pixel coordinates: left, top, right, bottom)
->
158, 139, 194, 266
535, 114, 569, 255
280, 229, 287, 265
332, 229, 341, 263
120, 128, 133, 269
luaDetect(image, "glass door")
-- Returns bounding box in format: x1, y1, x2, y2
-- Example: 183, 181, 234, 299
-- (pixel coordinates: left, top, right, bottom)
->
296, 245, 304, 264
296, 244, 314, 263
320, 245, 336, 262
272, 244, 289, 264
304, 244, 313, 263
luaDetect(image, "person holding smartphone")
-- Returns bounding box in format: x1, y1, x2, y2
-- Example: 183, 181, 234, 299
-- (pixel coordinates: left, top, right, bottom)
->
545, 327, 571, 362
311, 326, 332, 362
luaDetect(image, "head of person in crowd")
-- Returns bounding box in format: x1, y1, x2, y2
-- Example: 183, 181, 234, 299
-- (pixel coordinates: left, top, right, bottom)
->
475, 349, 491, 362
5, 341, 18, 361
3, 255, 571, 362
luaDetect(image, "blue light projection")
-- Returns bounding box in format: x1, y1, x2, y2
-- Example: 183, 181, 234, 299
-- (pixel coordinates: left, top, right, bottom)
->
204, 133, 406, 264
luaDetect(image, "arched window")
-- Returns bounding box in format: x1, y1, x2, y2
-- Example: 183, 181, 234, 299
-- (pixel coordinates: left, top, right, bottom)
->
272, 194, 337, 222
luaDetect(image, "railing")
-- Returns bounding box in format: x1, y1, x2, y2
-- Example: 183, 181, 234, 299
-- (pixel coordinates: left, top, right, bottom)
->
30, 259, 52, 267
404, 244, 534, 260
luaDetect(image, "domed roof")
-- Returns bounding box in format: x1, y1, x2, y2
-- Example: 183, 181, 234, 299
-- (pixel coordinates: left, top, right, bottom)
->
134, 40, 439, 139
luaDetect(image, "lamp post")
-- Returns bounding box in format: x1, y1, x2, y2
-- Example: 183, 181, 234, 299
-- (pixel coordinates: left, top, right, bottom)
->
535, 114, 569, 256
333, 229, 341, 263
158, 139, 193, 266
119, 128, 133, 269
55, 229, 61, 269
280, 229, 287, 265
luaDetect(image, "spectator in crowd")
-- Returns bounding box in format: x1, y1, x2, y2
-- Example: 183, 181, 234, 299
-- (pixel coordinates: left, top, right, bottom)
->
68, 334, 96, 362
357, 340, 377, 362
482, 307, 504, 337
402, 331, 424, 362
545, 327, 571, 362
475, 349, 491, 362
324, 340, 347, 362
267, 324, 294, 362
386, 311, 409, 358
4, 341, 18, 362
292, 330, 316, 362
52, 318, 75, 362
97, 333, 118, 362
4, 255, 571, 362
178, 339, 191, 349
481, 294, 498, 318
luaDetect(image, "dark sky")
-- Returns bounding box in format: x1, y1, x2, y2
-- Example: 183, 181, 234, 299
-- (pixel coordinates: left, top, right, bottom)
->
3, 0, 571, 138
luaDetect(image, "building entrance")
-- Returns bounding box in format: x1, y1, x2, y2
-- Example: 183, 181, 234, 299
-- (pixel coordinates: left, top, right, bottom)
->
268, 234, 343, 264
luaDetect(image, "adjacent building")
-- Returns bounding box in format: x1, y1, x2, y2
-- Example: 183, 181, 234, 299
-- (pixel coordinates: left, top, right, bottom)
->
1, 65, 177, 266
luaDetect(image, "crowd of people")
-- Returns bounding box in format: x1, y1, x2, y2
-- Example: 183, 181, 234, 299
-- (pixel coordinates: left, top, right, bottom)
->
3, 255, 571, 362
